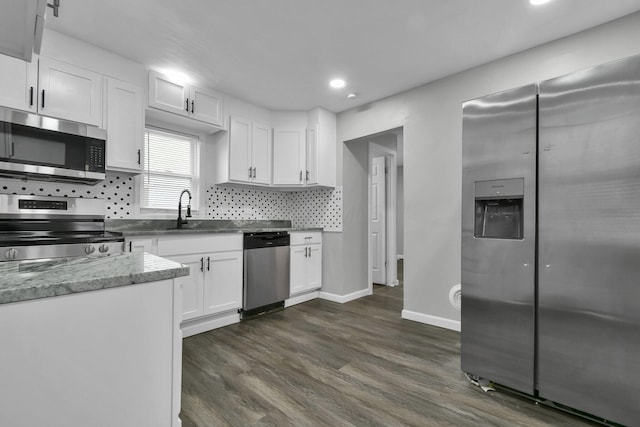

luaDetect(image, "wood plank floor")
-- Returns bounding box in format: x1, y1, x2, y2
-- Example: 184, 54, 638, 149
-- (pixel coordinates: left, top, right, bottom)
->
181, 265, 595, 426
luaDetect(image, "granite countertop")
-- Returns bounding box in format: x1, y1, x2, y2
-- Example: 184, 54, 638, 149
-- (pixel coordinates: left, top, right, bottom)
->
106, 219, 323, 237
0, 253, 189, 305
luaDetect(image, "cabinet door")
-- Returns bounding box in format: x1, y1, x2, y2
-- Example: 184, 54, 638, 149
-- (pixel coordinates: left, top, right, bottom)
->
38, 57, 103, 126
148, 70, 189, 117
306, 125, 319, 185
251, 121, 272, 185
203, 250, 242, 316
106, 78, 143, 172
289, 245, 308, 296
228, 116, 252, 183
305, 244, 322, 292
191, 85, 224, 127
272, 128, 305, 185
170, 254, 205, 321
0, 54, 37, 112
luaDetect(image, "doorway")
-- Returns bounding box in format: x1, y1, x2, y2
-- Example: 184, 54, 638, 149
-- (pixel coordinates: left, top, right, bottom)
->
367, 129, 402, 292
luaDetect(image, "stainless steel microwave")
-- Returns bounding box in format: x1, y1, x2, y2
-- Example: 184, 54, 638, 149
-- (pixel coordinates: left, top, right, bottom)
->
0, 107, 107, 184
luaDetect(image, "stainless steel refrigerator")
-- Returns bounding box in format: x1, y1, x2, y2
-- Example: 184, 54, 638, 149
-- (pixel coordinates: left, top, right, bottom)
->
461, 54, 640, 426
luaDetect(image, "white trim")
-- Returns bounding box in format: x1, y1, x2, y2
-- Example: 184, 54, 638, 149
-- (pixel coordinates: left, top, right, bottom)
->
401, 309, 461, 332
319, 288, 371, 303
285, 291, 320, 307
397, 254, 404, 260
180, 312, 240, 338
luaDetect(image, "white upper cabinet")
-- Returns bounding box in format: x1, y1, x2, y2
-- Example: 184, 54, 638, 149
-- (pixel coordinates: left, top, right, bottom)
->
105, 78, 144, 173
191, 84, 224, 127
148, 70, 224, 128
38, 57, 103, 127
212, 115, 272, 186
0, 0, 46, 62
148, 70, 190, 117
251, 121, 272, 185
0, 56, 103, 127
271, 108, 336, 189
306, 124, 319, 185
272, 128, 305, 186
0, 53, 38, 113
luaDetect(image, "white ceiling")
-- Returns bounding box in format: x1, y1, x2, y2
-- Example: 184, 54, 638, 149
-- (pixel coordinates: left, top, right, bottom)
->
45, 0, 640, 113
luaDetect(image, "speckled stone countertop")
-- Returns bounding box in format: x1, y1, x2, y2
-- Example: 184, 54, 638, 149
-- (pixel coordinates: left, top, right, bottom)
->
106, 219, 323, 236
0, 253, 189, 305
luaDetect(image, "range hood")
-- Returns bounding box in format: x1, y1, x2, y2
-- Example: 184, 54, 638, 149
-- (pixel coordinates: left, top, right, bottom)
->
0, 0, 47, 62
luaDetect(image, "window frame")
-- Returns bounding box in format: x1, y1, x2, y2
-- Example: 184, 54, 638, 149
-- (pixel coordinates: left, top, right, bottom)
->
137, 125, 202, 218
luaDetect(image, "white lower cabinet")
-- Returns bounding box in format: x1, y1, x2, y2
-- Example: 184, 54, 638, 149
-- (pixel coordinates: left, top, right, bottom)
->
289, 231, 322, 296
156, 234, 243, 330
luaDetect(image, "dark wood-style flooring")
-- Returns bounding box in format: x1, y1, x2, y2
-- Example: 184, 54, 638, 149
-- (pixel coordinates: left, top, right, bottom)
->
181, 262, 594, 426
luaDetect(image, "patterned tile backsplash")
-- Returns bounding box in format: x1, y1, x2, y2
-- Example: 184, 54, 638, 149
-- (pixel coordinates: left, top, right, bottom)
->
0, 174, 342, 231
0, 171, 135, 219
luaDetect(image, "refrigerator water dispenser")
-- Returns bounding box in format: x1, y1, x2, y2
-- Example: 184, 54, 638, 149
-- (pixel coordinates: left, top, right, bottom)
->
474, 178, 523, 239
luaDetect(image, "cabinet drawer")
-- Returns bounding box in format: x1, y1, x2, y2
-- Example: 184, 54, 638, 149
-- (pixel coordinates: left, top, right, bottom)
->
290, 231, 322, 246
157, 233, 242, 256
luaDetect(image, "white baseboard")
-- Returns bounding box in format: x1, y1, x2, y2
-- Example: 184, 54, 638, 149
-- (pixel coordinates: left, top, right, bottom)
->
319, 288, 372, 304
181, 312, 240, 338
285, 291, 320, 307
401, 309, 461, 332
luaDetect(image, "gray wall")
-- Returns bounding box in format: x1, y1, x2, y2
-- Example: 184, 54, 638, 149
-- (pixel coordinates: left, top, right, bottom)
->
326, 12, 640, 325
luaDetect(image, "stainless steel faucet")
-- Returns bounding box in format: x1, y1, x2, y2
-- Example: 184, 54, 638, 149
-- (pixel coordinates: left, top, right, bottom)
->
177, 189, 192, 229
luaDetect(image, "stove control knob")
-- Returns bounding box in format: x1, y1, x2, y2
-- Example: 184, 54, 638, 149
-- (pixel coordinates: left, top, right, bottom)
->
5, 248, 17, 260
85, 245, 96, 255
98, 244, 109, 253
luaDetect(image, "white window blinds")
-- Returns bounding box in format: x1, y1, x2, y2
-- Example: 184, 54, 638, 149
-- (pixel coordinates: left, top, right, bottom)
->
142, 128, 199, 210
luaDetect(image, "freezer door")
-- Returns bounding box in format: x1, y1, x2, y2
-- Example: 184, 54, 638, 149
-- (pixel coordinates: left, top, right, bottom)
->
461, 84, 537, 394
538, 55, 640, 426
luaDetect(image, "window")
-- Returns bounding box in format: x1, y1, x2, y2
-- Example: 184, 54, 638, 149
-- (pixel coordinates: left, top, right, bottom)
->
141, 127, 200, 211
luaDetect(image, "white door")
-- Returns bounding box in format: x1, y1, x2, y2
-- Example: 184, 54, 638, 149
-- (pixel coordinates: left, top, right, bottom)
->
170, 254, 205, 321
289, 245, 308, 296
190, 85, 224, 127
38, 57, 103, 126
202, 250, 243, 315
251, 121, 272, 185
228, 116, 252, 182
371, 156, 386, 285
306, 244, 322, 292
0, 53, 37, 112
148, 70, 189, 117
272, 128, 304, 185
306, 125, 318, 185
106, 78, 144, 172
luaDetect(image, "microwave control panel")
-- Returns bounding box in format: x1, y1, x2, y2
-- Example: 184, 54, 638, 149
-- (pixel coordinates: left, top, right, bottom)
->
86, 139, 105, 172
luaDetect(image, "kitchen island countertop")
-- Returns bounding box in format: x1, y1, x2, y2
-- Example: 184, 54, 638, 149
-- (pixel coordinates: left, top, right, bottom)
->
0, 252, 189, 305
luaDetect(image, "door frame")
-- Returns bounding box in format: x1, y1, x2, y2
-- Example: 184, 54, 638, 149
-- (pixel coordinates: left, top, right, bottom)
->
368, 141, 399, 292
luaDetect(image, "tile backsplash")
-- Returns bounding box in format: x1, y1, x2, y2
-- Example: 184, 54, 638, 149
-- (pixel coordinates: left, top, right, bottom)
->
0, 171, 135, 219
0, 174, 342, 231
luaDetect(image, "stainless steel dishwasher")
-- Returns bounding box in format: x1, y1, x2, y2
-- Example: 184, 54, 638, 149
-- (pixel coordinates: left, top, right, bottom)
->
242, 231, 290, 318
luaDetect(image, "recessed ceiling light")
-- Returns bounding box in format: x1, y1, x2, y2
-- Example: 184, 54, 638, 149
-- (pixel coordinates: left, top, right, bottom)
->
347, 93, 357, 99
530, 0, 552, 5
329, 79, 346, 89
